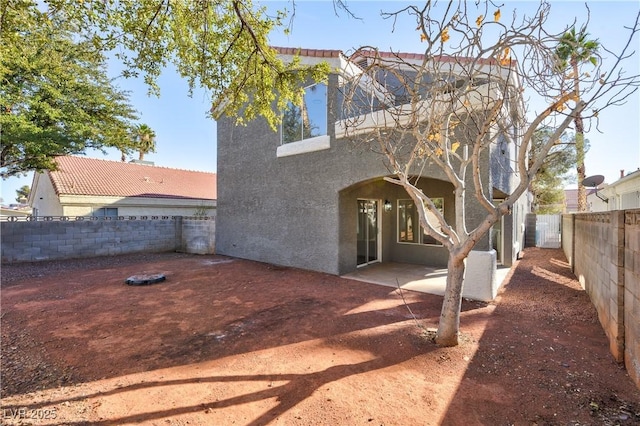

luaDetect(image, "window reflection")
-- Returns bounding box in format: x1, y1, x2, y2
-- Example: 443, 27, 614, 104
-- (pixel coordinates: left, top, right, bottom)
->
397, 198, 444, 246
281, 83, 327, 144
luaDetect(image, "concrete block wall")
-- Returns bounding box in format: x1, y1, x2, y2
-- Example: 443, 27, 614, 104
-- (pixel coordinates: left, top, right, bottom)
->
624, 210, 640, 387
573, 211, 625, 362
1, 217, 215, 263
180, 217, 216, 255
562, 209, 640, 390
561, 214, 574, 268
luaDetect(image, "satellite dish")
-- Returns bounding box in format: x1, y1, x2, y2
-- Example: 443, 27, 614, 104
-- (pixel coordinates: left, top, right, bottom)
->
582, 174, 609, 203
582, 174, 605, 188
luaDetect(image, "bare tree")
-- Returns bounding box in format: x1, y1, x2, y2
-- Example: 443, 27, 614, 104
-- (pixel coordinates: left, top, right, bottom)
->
338, 1, 639, 346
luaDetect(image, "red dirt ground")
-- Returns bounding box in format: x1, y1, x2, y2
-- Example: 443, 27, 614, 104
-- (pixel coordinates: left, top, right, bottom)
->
1, 248, 639, 425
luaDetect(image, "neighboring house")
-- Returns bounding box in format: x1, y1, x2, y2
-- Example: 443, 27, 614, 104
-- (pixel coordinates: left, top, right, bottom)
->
587, 169, 640, 212
0, 205, 32, 217
29, 156, 216, 218
564, 188, 597, 213
216, 47, 529, 282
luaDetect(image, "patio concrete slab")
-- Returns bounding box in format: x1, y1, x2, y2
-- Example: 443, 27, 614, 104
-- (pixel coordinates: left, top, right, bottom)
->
342, 262, 512, 298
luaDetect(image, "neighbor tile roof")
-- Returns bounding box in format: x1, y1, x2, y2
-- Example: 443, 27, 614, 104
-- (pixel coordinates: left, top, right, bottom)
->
48, 156, 216, 200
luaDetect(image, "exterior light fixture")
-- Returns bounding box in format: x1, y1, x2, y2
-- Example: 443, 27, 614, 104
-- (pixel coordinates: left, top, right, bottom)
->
384, 199, 392, 212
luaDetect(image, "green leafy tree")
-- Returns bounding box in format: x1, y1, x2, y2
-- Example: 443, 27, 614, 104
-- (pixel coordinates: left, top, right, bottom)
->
1, 0, 329, 176
281, 102, 318, 143
0, 1, 138, 178
15, 184, 30, 203
281, 104, 304, 144
133, 124, 156, 161
43, 0, 330, 129
193, 203, 213, 217
529, 128, 581, 214
555, 26, 600, 212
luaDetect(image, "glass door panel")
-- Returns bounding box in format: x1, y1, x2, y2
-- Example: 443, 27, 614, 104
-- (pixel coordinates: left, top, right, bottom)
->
492, 199, 504, 264
357, 200, 379, 266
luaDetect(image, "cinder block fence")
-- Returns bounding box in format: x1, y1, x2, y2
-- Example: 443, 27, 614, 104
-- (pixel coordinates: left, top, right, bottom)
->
562, 209, 640, 390
1, 216, 215, 263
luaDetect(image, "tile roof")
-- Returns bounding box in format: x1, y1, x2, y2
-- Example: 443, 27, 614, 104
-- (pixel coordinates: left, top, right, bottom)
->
273, 46, 343, 58
47, 156, 216, 200
354, 50, 504, 66
273, 46, 504, 66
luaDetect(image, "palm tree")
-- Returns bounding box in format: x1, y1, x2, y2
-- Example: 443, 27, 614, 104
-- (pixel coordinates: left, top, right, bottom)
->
555, 26, 599, 212
134, 124, 156, 161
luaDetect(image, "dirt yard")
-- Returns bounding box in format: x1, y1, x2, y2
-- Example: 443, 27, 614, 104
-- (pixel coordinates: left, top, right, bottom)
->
1, 248, 639, 425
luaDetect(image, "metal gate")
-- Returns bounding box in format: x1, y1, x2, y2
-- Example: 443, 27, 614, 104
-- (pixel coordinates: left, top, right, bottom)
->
536, 214, 562, 248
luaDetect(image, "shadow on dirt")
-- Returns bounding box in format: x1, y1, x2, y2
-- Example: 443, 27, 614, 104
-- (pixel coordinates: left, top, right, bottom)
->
440, 248, 640, 425
1, 252, 478, 399
2, 327, 436, 425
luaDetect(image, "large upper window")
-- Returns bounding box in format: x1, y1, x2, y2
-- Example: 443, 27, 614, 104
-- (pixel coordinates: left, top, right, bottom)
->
397, 198, 444, 246
281, 83, 327, 144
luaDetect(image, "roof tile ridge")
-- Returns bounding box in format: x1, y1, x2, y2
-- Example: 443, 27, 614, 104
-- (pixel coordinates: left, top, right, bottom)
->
144, 165, 217, 175
59, 155, 215, 175
272, 46, 344, 58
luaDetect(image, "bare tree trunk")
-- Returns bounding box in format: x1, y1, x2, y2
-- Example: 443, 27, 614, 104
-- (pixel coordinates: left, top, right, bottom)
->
435, 254, 466, 346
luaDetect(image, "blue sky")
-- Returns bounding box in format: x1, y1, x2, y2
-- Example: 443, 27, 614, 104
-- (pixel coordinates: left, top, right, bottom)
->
2, 0, 639, 204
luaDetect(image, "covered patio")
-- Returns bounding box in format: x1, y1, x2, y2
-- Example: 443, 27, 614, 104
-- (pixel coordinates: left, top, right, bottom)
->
343, 261, 513, 300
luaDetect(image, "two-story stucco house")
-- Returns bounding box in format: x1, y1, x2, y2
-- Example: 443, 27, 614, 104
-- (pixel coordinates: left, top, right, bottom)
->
29, 156, 217, 218
215, 47, 528, 294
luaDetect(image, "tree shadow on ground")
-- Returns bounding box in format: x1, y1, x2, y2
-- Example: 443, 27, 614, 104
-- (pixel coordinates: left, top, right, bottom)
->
440, 248, 640, 425
3, 325, 436, 425
1, 253, 484, 396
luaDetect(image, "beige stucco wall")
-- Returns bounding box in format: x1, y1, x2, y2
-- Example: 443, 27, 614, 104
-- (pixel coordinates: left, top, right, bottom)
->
30, 172, 216, 218
30, 173, 64, 216
608, 174, 640, 210
588, 172, 640, 211
53, 195, 216, 218
0, 208, 32, 217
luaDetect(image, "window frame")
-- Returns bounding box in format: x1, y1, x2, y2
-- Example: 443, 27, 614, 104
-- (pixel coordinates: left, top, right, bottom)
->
396, 198, 445, 246
280, 82, 328, 146
93, 207, 118, 218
